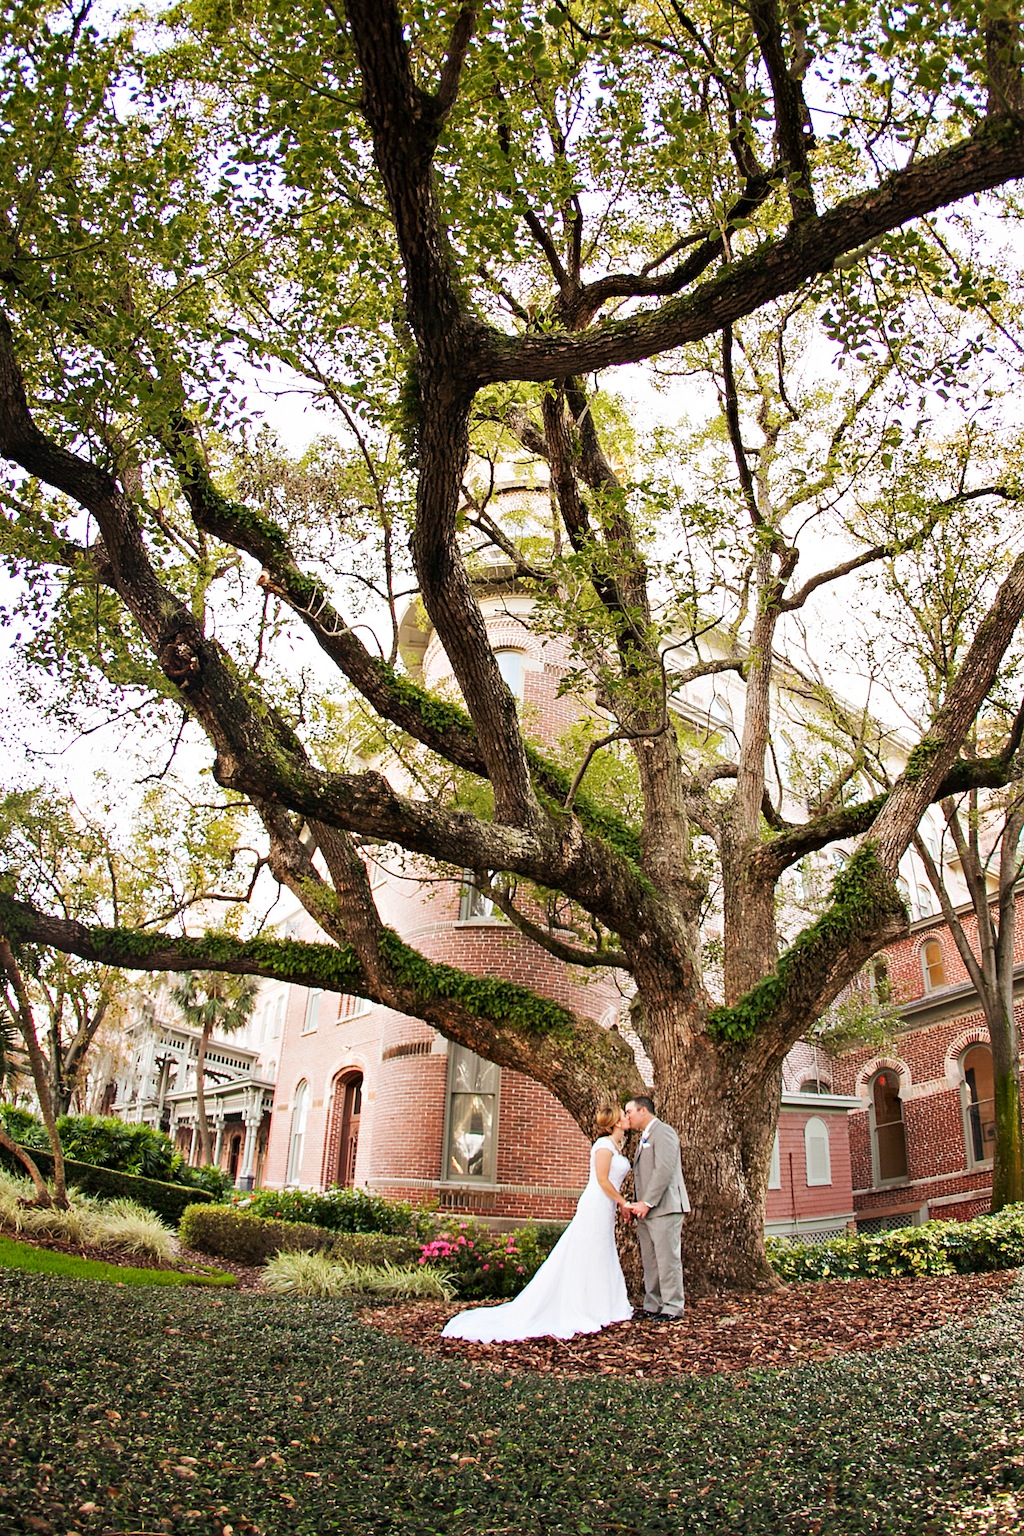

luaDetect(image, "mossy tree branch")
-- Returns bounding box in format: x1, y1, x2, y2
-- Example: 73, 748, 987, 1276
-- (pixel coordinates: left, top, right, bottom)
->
0, 891, 643, 1130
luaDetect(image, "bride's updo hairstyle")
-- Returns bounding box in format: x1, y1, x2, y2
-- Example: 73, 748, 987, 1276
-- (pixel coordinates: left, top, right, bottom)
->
593, 1105, 621, 1139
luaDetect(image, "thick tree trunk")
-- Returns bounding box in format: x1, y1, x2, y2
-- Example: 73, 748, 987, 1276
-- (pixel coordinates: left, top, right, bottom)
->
194, 1021, 214, 1166
988, 999, 1024, 1212
644, 996, 782, 1294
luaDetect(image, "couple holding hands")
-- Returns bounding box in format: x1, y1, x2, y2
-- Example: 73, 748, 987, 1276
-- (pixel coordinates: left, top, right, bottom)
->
442, 1095, 689, 1344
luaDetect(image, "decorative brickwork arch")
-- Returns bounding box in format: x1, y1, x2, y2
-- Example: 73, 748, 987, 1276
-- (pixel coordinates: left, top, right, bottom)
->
855, 1056, 912, 1105
323, 1068, 364, 1188
919, 936, 947, 991
943, 1024, 992, 1089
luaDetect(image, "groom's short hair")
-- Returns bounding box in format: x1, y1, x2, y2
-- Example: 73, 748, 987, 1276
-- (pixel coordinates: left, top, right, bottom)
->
628, 1094, 656, 1115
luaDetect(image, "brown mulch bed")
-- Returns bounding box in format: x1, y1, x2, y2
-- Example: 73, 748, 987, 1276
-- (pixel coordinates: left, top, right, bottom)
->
361, 1268, 1018, 1380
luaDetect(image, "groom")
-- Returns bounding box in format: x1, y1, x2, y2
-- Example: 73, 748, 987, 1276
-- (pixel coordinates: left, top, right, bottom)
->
625, 1095, 690, 1322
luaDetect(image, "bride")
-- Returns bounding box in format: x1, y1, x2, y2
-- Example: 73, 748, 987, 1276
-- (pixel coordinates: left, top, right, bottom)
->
441, 1106, 633, 1343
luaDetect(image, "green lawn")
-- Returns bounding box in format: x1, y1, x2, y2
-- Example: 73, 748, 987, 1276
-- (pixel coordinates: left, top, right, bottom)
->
0, 1234, 236, 1288
2, 1268, 1022, 1535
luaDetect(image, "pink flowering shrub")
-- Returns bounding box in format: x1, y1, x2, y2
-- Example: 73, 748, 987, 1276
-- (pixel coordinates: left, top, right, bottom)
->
417, 1218, 548, 1299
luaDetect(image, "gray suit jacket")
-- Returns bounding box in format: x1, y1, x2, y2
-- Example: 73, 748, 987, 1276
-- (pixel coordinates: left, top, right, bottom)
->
633, 1118, 690, 1216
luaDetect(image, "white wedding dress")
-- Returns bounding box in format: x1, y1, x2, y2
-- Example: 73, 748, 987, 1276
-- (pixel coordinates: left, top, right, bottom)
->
441, 1137, 632, 1342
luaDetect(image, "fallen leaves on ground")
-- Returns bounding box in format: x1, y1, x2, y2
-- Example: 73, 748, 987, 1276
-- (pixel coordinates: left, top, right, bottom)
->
361, 1269, 1017, 1379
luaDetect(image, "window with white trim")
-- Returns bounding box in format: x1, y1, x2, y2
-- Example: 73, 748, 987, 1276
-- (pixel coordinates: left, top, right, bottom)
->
494, 649, 526, 700
768, 1130, 781, 1190
302, 987, 322, 1034
804, 1116, 832, 1186
286, 1079, 309, 1185
961, 1043, 996, 1168
459, 870, 493, 921
920, 938, 946, 991
444, 1044, 499, 1181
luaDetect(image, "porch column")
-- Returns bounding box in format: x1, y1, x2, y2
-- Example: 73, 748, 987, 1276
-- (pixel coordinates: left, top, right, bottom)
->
237, 1095, 262, 1190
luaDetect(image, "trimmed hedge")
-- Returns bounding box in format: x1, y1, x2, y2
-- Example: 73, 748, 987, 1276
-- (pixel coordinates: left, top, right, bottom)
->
179, 1203, 335, 1265
0, 1141, 214, 1226
329, 1231, 424, 1267
767, 1201, 1024, 1282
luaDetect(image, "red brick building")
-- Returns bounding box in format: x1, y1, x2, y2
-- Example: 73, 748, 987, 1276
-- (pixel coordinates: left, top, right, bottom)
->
259, 571, 864, 1238
832, 899, 1018, 1230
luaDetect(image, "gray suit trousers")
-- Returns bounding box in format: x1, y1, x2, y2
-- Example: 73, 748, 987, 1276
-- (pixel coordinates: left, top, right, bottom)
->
636, 1208, 685, 1317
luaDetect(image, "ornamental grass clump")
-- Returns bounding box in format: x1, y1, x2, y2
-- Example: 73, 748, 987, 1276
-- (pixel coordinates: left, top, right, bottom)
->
88, 1197, 177, 1262
0, 1171, 175, 1260
264, 1248, 454, 1300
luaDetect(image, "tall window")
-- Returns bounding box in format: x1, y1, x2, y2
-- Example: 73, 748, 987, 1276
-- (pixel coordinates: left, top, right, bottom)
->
870, 1069, 908, 1183
804, 1117, 832, 1185
920, 938, 946, 991
961, 1044, 996, 1166
494, 649, 525, 700
286, 1079, 310, 1185
302, 987, 322, 1033
459, 871, 493, 921
445, 1044, 499, 1181
768, 1130, 781, 1190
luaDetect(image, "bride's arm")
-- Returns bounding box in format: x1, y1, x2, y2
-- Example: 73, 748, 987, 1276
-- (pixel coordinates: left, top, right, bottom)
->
593, 1145, 631, 1212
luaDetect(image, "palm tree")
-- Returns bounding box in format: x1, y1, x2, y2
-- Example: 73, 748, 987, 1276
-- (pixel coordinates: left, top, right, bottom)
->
170, 971, 260, 1167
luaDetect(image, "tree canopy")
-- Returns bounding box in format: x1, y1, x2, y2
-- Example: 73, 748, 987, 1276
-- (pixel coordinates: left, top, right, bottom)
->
3, 0, 1024, 1286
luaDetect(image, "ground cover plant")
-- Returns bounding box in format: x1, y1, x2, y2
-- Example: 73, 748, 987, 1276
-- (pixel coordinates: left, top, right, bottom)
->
0, 1235, 235, 1289
1, 1269, 1023, 1535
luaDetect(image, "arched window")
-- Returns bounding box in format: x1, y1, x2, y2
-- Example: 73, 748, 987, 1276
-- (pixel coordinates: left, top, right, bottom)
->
961, 1044, 996, 1167
286, 1079, 310, 1186
804, 1117, 832, 1186
870, 1069, 908, 1183
920, 938, 946, 991
494, 649, 525, 700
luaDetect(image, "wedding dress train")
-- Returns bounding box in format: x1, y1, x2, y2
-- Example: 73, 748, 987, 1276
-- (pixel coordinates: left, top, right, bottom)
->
441, 1137, 632, 1343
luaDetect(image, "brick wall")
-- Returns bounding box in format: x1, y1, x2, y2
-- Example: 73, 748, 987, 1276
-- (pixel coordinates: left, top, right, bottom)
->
831, 892, 1024, 1224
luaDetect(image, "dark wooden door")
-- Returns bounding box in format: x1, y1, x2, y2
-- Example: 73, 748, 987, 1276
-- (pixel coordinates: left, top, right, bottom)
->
337, 1075, 363, 1187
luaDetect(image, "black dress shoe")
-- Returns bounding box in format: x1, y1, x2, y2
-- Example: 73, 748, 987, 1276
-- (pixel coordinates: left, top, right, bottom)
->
656, 1312, 685, 1323
631, 1309, 660, 1321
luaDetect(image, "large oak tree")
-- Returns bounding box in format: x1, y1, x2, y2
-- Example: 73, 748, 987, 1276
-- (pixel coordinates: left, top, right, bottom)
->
3, 0, 1024, 1287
